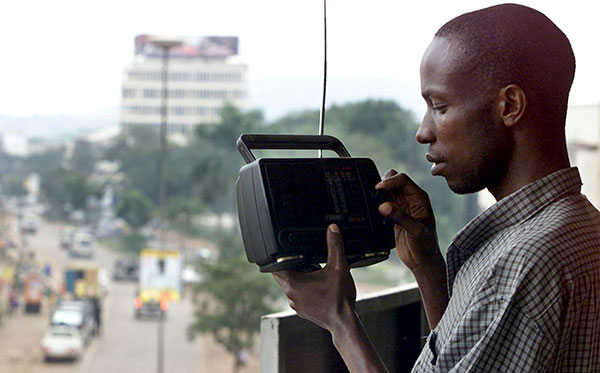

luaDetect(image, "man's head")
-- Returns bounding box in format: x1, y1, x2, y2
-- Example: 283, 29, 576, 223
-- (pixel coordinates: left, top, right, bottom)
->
417, 4, 575, 196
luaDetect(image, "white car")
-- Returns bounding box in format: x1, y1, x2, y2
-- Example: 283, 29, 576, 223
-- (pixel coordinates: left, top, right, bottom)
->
20, 214, 39, 233
51, 307, 96, 344
41, 325, 84, 361
69, 232, 96, 259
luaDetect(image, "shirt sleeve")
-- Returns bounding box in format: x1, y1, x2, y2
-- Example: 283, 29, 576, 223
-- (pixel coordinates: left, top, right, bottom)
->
412, 298, 555, 372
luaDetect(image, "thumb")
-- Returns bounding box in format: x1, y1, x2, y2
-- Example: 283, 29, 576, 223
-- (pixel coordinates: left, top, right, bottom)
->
326, 224, 347, 269
379, 202, 425, 238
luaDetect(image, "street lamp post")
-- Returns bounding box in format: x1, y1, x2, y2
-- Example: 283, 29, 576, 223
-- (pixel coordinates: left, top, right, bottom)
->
147, 36, 182, 373
148, 37, 182, 252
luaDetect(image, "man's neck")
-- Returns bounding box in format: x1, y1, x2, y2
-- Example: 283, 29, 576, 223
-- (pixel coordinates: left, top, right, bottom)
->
488, 137, 570, 201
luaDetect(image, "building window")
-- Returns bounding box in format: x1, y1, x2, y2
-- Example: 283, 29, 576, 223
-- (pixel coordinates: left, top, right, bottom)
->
122, 88, 136, 98
143, 89, 159, 98
171, 107, 185, 116
170, 89, 186, 99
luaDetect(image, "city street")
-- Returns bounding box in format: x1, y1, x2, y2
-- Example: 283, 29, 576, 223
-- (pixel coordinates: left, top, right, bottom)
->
0, 217, 259, 373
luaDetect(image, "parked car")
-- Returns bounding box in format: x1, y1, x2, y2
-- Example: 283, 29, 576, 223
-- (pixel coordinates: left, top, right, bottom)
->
20, 214, 39, 234
41, 324, 85, 362
69, 231, 96, 259
57, 298, 101, 336
51, 304, 96, 344
94, 217, 124, 239
59, 227, 76, 250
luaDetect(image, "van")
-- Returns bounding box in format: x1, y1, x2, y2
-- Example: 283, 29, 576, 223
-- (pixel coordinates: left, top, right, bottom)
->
69, 232, 95, 259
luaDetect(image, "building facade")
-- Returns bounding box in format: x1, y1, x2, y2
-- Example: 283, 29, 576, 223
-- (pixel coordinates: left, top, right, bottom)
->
120, 35, 249, 134
566, 104, 600, 208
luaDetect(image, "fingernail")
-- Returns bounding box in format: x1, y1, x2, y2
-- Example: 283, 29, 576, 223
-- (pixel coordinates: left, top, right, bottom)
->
383, 169, 394, 179
329, 224, 340, 233
380, 203, 392, 215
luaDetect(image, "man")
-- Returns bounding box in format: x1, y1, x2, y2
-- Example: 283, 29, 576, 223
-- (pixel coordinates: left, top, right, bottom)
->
273, 4, 600, 372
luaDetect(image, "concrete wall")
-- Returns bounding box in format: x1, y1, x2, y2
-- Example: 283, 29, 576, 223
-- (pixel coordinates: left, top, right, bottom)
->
260, 284, 427, 373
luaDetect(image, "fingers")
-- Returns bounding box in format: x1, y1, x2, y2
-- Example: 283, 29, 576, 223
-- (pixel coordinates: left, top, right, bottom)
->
379, 202, 425, 238
382, 169, 398, 181
376, 172, 432, 217
326, 224, 347, 270
376, 171, 424, 196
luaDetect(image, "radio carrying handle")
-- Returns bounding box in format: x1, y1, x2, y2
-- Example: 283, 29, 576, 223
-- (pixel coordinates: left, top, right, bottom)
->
236, 134, 352, 164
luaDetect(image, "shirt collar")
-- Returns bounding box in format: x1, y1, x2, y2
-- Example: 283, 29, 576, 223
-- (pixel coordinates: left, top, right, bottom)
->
445, 167, 582, 293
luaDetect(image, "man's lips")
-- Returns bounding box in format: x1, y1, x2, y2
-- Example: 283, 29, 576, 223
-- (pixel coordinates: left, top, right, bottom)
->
426, 153, 445, 175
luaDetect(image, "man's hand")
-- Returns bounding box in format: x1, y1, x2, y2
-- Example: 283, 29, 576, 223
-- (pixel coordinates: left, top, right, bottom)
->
376, 170, 441, 270
272, 224, 356, 331
272, 224, 389, 372
376, 170, 449, 329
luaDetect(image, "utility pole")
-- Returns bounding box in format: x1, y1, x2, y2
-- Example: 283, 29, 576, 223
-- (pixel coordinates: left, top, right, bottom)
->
147, 36, 182, 373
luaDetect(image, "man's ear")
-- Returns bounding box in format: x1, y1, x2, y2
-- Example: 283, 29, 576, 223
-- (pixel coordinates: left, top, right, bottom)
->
497, 84, 526, 127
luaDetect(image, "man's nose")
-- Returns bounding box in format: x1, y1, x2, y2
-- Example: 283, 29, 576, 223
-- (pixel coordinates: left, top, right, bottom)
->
416, 116, 435, 144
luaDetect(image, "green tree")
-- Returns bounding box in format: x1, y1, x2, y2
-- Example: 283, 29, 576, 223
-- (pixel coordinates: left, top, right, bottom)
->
167, 197, 205, 231
116, 189, 154, 256
1, 174, 27, 197
193, 104, 265, 215
105, 127, 206, 208
119, 232, 147, 257
22, 146, 65, 178
116, 189, 154, 230
104, 128, 162, 204
71, 140, 97, 175
187, 233, 280, 373
0, 145, 13, 175
41, 168, 90, 215
196, 103, 265, 148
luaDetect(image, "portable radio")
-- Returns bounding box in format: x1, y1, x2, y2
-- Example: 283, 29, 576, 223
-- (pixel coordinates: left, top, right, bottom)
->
235, 134, 395, 272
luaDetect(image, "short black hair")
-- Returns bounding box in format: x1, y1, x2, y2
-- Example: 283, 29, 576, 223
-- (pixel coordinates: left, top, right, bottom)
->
436, 3, 575, 123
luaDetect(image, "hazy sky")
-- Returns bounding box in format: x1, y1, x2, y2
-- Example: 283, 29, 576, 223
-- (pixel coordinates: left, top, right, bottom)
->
1, 0, 599, 119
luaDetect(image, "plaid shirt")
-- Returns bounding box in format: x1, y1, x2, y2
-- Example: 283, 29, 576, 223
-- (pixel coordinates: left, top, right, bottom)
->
412, 168, 600, 372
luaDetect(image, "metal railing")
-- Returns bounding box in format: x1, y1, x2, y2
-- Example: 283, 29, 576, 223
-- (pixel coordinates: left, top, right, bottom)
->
260, 283, 428, 373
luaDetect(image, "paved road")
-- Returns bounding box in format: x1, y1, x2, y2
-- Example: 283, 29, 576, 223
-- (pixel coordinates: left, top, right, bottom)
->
1, 218, 208, 373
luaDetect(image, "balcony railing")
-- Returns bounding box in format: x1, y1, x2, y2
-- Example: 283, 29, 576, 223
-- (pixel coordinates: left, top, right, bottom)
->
260, 283, 428, 373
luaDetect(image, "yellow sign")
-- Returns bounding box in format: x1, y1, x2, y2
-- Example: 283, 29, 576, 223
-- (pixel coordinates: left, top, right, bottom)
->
140, 249, 180, 258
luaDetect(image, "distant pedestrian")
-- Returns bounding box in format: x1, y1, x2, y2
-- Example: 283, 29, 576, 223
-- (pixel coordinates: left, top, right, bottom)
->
9, 287, 19, 315
91, 297, 102, 336
43, 263, 52, 277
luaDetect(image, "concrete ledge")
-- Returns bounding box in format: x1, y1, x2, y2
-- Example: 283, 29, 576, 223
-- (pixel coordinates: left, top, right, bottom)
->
261, 283, 427, 373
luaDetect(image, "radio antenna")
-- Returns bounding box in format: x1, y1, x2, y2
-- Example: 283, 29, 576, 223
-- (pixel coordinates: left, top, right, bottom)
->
318, 0, 327, 158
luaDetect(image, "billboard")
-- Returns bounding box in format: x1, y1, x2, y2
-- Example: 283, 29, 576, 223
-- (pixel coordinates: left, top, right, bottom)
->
135, 35, 238, 58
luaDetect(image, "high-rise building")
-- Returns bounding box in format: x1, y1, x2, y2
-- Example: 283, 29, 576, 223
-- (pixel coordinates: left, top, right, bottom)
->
119, 35, 249, 134
566, 104, 600, 208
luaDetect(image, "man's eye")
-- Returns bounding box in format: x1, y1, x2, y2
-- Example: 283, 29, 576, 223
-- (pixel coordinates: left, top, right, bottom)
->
432, 105, 447, 113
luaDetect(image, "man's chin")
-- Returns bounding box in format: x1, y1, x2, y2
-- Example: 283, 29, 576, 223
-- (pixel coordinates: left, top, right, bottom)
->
446, 178, 486, 195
